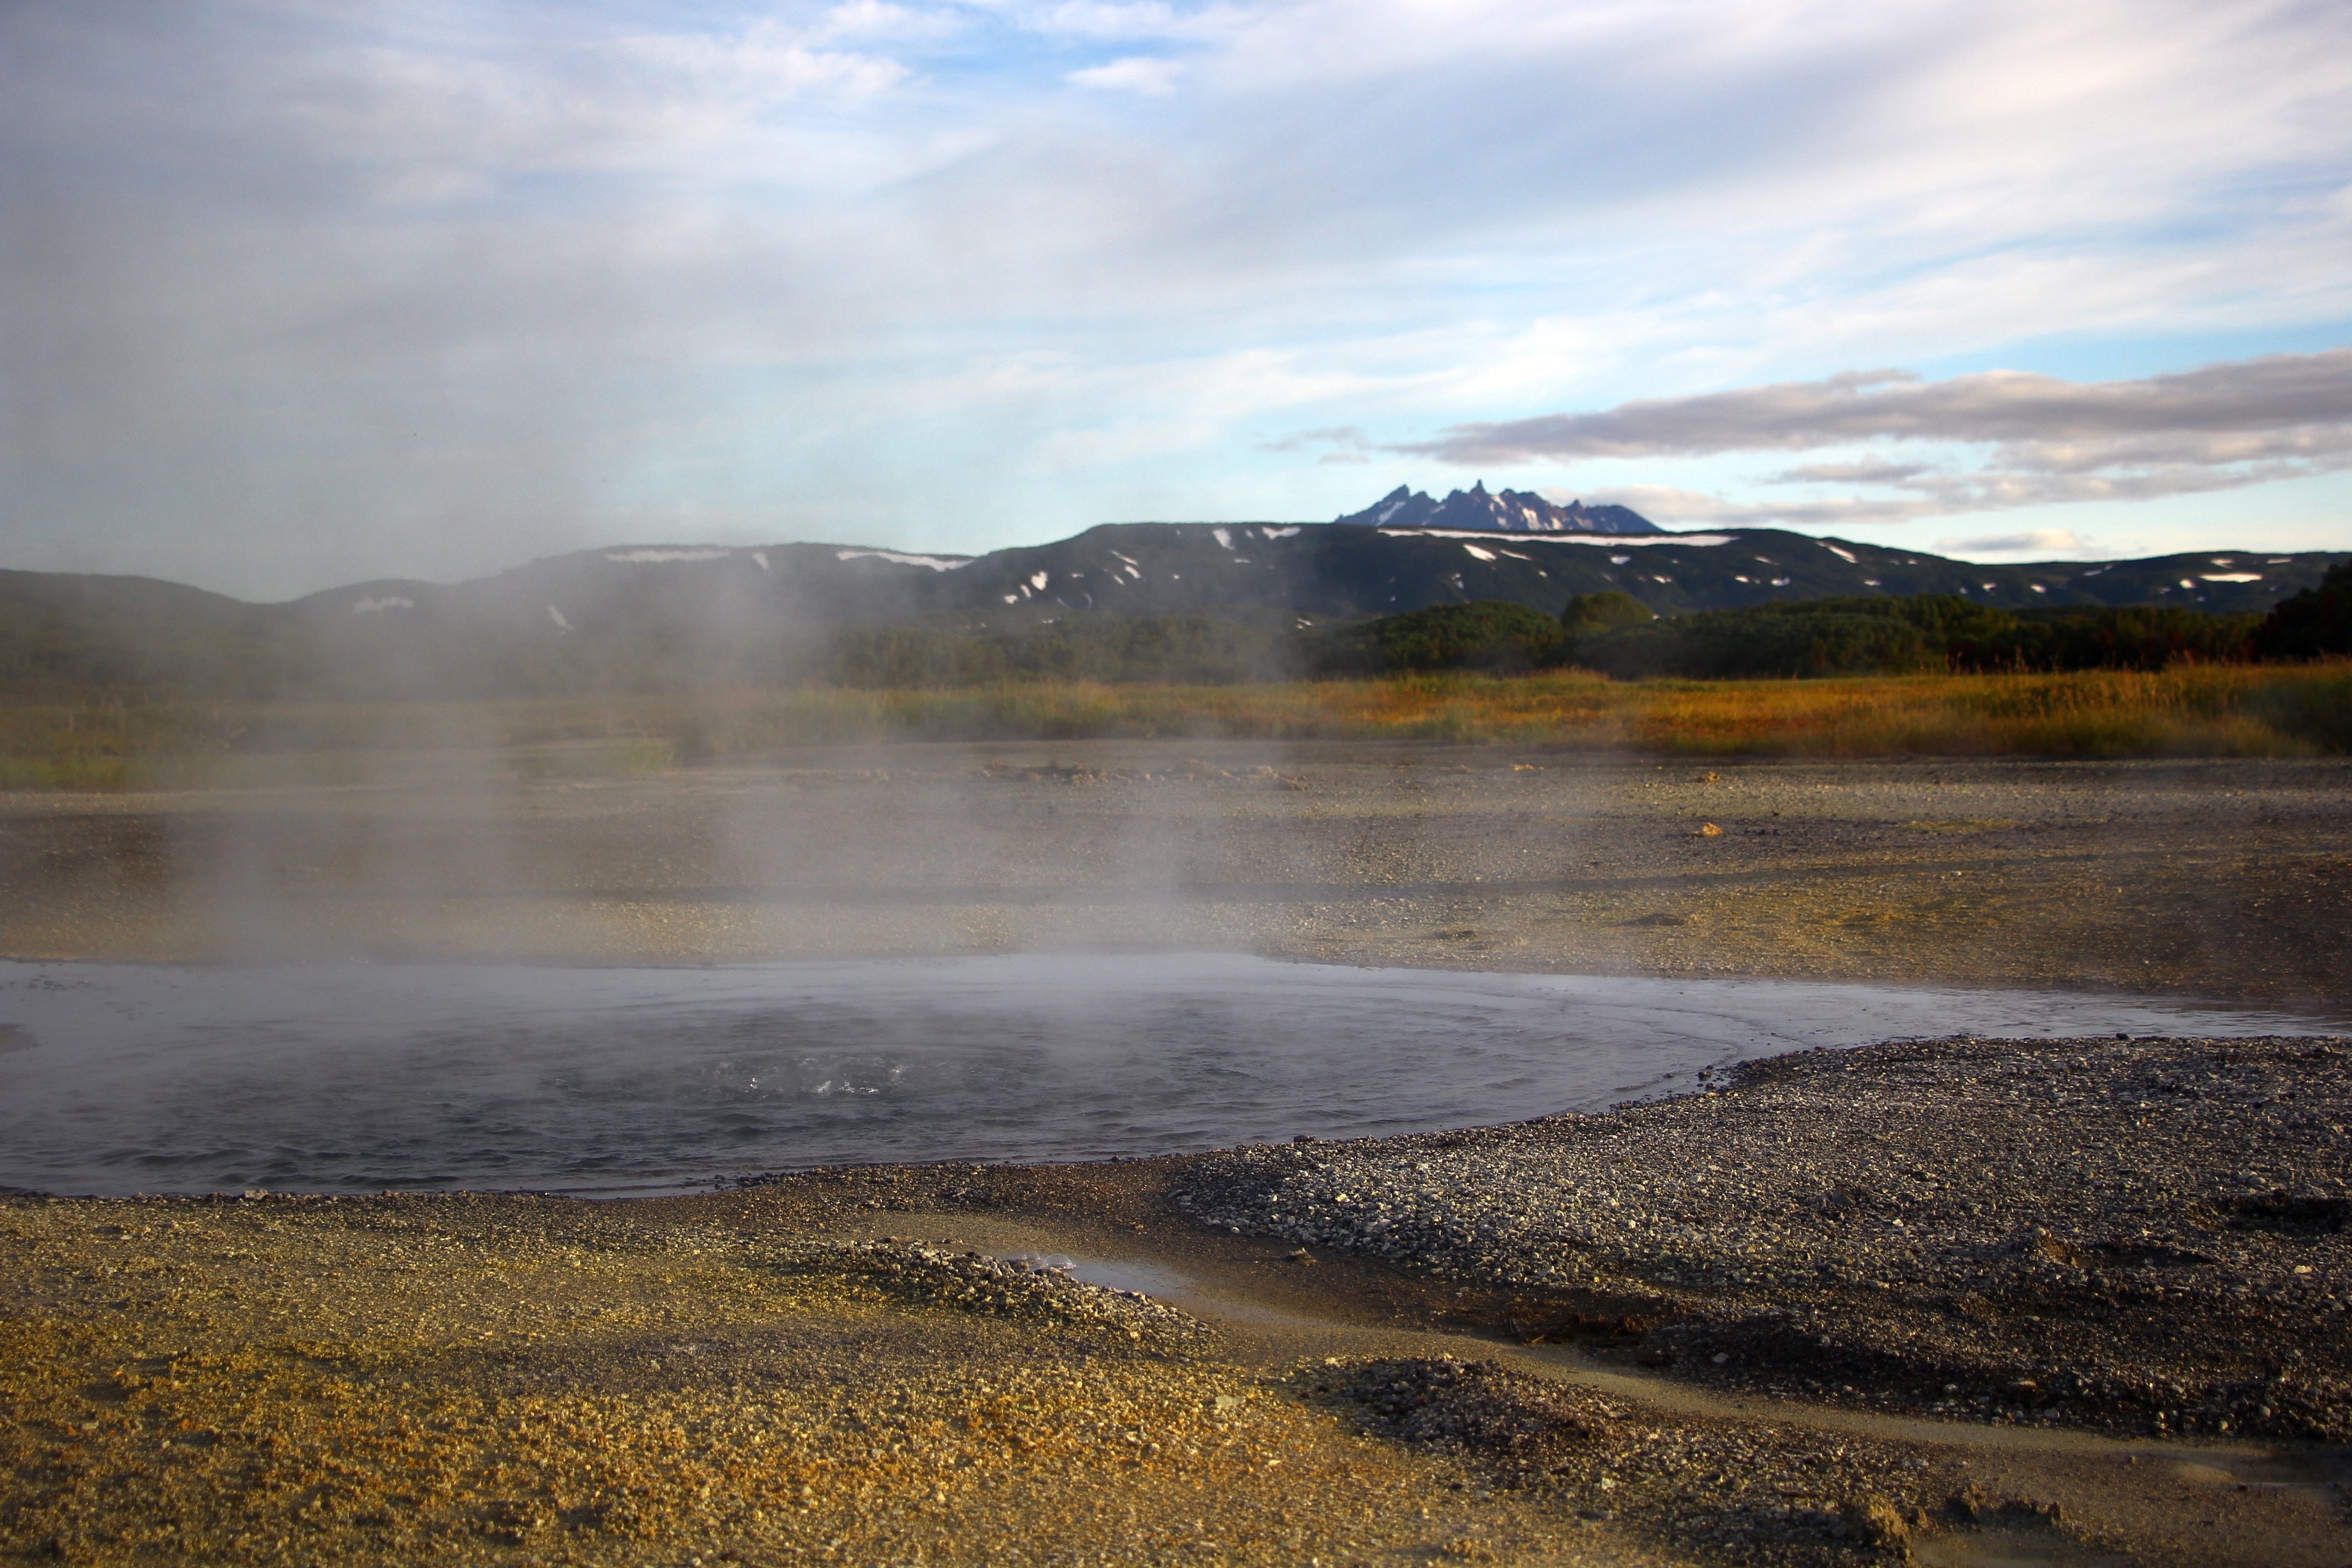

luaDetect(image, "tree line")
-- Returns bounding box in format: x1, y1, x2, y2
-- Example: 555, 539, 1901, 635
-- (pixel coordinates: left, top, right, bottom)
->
1305, 561, 2352, 679
6, 564, 2347, 702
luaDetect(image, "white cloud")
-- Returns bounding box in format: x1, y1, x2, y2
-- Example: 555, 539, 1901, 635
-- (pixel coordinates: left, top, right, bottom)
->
621, 24, 911, 103
811, 1, 968, 43
1066, 54, 1182, 93
1585, 485, 1941, 529
1031, 2, 1238, 41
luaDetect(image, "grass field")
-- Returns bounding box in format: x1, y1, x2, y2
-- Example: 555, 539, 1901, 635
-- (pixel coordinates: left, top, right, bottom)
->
4, 661, 2347, 789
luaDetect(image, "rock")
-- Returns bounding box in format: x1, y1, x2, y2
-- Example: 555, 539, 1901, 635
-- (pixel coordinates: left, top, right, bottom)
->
1842, 1494, 1910, 1546
2014, 1228, 2084, 1265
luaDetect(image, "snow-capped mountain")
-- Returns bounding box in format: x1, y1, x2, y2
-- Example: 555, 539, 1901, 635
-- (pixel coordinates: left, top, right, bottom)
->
4, 517, 2339, 701
1333, 482, 1661, 534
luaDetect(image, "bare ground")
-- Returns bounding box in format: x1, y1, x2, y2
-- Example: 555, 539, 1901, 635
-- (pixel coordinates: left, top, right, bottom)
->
2, 745, 2347, 1005
1, 745, 2348, 1565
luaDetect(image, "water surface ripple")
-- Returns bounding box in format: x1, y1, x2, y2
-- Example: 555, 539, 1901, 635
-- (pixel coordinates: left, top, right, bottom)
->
0, 955, 2335, 1196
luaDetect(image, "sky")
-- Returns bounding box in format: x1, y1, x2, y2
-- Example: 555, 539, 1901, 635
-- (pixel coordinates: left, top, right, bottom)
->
3, 0, 2349, 600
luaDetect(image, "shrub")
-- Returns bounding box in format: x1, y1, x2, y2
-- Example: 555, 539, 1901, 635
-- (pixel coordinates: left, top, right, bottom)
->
1571, 593, 2260, 679
1558, 590, 1656, 638
1312, 600, 1567, 674
1951, 606, 2259, 671
824, 615, 1294, 687
2253, 561, 2352, 661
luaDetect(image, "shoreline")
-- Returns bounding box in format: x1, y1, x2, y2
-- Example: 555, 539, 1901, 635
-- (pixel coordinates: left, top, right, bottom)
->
1, 951, 2342, 1203
5, 1029, 2347, 1565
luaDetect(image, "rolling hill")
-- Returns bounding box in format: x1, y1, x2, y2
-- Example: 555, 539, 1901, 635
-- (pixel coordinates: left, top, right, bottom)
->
2, 501, 2342, 699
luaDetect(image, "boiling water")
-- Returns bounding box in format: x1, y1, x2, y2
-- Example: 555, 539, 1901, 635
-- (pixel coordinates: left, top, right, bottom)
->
0, 954, 2335, 1196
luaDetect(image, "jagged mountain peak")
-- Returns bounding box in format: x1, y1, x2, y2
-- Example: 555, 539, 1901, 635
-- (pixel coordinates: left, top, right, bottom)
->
1332, 483, 1661, 535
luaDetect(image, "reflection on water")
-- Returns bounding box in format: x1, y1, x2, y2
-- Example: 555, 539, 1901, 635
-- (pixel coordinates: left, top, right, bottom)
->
0, 953, 2336, 1196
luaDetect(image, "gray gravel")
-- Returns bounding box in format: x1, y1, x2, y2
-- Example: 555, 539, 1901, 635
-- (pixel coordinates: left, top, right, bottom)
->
773, 1236, 1211, 1349
1292, 1354, 1954, 1565
1173, 1034, 2352, 1441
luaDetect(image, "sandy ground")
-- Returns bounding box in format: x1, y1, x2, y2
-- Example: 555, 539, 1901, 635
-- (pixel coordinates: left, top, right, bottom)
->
2, 743, 2347, 1003
1, 744, 2348, 1565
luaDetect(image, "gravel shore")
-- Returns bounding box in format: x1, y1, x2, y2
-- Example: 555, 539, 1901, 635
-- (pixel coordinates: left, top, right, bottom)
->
7, 1036, 2351, 1564
1173, 1034, 2352, 1447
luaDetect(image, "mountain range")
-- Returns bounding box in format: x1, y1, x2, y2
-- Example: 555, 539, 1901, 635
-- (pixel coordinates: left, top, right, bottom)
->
1331, 483, 1660, 534
1, 488, 2342, 698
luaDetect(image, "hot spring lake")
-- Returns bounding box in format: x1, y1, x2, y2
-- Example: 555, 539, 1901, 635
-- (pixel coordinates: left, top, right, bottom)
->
0, 953, 2337, 1197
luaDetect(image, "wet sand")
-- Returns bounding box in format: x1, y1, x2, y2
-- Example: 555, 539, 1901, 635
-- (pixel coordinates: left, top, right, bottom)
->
1, 745, 2348, 1564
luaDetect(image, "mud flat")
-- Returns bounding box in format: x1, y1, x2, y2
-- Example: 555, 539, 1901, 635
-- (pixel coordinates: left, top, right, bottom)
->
1, 746, 2347, 1004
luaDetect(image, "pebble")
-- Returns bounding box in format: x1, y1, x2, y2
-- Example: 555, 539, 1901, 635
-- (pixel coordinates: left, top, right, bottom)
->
1174, 1034, 2352, 1442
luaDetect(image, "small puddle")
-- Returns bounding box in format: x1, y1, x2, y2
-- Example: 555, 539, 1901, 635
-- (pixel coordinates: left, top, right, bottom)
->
865, 1214, 2345, 1565
1911, 1524, 2129, 1568
1062, 1257, 1192, 1297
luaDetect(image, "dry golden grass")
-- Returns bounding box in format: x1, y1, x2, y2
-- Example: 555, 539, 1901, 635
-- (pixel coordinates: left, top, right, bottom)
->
2, 661, 2345, 789
660, 661, 2352, 757
1616, 661, 2352, 757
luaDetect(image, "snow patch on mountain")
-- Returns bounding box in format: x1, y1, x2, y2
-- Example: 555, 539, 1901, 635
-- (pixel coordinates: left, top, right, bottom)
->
1381, 528, 1730, 548
834, 549, 974, 571
603, 547, 735, 564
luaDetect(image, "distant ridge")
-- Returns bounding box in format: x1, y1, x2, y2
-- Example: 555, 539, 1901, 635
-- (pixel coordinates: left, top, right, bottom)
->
1333, 481, 1661, 535
3, 519, 2342, 700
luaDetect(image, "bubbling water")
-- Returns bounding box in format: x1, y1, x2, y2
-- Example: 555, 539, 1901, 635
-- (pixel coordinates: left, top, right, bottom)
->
0, 953, 2335, 1196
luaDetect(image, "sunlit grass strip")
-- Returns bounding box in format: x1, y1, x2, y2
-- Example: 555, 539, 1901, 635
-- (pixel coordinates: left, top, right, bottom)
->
671, 663, 2351, 756
0, 662, 2344, 789
690, 673, 1625, 747
1620, 663, 2352, 757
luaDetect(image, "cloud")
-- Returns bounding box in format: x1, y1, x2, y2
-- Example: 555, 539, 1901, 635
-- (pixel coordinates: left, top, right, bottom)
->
1031, 3, 1236, 42
1257, 424, 1367, 453
6, 0, 2352, 593
1586, 486, 1943, 529
1406, 350, 2352, 461
1938, 529, 2090, 554
811, 1, 968, 43
1771, 459, 1934, 485
1066, 55, 1183, 93
622, 23, 912, 103
1401, 349, 2352, 524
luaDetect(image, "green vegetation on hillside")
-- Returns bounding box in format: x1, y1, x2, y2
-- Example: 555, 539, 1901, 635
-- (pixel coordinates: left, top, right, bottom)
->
2251, 561, 2352, 661
1558, 594, 2264, 679
3, 540, 2347, 709
1306, 600, 1567, 673
825, 615, 1294, 687
1557, 590, 1656, 640
1561, 595, 1983, 678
